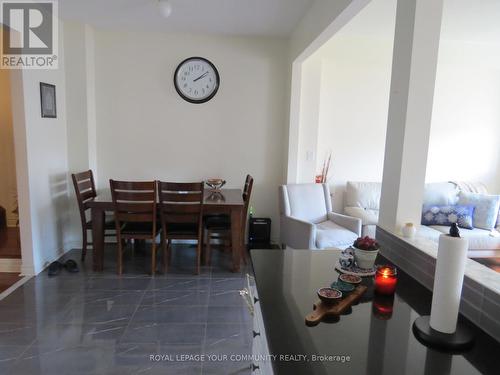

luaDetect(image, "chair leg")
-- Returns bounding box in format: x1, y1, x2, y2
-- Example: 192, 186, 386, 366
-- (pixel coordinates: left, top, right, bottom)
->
195, 240, 201, 275
117, 234, 123, 275
81, 229, 88, 262
151, 239, 156, 276
224, 237, 231, 253
241, 244, 248, 265
206, 230, 212, 267
160, 231, 167, 273
165, 239, 171, 269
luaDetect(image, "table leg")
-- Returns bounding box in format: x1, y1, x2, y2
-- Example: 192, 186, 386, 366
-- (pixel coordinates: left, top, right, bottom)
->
92, 207, 105, 271
230, 208, 242, 272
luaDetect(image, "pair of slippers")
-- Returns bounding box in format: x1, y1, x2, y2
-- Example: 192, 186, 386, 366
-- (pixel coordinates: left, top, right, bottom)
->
48, 259, 79, 276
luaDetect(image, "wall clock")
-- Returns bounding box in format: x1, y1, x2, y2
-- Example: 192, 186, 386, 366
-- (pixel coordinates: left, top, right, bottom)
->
174, 57, 220, 103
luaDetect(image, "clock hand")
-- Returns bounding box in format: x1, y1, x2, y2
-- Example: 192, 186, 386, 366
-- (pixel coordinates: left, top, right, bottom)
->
193, 71, 209, 82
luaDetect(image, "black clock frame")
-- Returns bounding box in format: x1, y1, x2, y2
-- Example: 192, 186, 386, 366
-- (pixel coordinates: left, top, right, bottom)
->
174, 57, 220, 104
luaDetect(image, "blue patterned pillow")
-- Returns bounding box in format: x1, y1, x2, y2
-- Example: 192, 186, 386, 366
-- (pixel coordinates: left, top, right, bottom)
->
457, 192, 500, 230
421, 205, 474, 229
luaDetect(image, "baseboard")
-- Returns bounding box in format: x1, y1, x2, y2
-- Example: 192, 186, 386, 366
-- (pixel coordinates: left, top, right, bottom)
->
20, 260, 35, 276
0, 258, 22, 273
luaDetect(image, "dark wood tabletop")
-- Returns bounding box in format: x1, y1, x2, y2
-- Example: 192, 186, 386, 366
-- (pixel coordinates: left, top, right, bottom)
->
87, 189, 244, 207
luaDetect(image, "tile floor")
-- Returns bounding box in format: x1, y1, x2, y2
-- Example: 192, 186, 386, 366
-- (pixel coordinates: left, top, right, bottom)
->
0, 244, 255, 374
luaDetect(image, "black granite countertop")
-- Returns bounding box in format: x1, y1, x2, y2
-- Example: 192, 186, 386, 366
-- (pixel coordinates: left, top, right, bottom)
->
250, 249, 499, 375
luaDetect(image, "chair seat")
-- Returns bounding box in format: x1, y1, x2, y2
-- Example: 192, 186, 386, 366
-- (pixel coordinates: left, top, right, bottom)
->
205, 215, 230, 230
315, 220, 358, 249
165, 222, 199, 236
121, 222, 158, 235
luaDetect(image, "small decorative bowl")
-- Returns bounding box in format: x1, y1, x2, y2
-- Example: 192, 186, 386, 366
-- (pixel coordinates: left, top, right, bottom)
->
317, 287, 342, 304
331, 281, 355, 294
206, 179, 226, 190
339, 274, 362, 284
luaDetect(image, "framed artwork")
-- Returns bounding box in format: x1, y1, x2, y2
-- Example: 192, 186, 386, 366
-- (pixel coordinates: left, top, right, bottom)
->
40, 82, 57, 118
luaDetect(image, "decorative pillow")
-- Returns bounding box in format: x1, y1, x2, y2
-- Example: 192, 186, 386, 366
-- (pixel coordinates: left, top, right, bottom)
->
421, 205, 474, 229
457, 192, 500, 230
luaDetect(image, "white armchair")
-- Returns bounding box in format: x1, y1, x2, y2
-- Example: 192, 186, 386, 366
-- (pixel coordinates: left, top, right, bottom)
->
279, 183, 361, 250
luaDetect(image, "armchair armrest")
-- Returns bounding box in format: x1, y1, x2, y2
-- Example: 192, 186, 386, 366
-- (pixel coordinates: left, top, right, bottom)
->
280, 216, 316, 249
328, 212, 362, 237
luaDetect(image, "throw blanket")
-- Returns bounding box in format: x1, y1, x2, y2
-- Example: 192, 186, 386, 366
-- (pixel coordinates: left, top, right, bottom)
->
450, 181, 489, 195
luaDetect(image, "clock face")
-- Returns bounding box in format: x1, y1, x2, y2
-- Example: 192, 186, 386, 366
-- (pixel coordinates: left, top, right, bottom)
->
174, 57, 220, 103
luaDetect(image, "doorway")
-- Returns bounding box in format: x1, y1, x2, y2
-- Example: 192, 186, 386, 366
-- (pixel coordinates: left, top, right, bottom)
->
0, 26, 22, 290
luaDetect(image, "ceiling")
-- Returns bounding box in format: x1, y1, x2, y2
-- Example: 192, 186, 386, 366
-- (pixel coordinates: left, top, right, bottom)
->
58, 0, 314, 37
329, 0, 500, 44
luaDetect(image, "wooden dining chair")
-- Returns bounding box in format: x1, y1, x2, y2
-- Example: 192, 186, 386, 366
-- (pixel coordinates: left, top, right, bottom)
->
72, 170, 115, 261
204, 175, 254, 266
158, 181, 204, 275
110, 180, 160, 275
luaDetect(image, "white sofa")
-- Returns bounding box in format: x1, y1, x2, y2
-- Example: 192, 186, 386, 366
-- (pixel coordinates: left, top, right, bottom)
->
344, 181, 500, 256
279, 183, 362, 250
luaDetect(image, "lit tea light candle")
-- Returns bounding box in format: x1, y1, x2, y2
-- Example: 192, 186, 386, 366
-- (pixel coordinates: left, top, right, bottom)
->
374, 265, 397, 295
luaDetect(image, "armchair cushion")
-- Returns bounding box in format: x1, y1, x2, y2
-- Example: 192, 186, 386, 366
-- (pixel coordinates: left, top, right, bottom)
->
316, 221, 358, 249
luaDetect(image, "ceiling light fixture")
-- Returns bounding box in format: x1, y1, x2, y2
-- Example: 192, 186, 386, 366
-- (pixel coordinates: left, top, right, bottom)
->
158, 0, 172, 18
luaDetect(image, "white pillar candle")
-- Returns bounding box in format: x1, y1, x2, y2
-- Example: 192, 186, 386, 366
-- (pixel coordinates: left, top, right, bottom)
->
429, 234, 469, 334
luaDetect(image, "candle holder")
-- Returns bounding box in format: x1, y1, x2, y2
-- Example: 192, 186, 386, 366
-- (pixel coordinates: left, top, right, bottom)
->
374, 265, 397, 295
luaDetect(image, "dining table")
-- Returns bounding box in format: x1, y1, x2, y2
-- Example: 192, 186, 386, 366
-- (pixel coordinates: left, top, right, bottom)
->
86, 188, 245, 273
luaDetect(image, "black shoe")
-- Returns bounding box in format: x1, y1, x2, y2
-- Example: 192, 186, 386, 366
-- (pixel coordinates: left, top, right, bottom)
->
48, 261, 62, 277
64, 259, 79, 273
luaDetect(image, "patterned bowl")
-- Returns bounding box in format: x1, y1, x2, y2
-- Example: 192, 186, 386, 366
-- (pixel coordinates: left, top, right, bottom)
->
339, 274, 362, 284
331, 281, 355, 294
317, 287, 342, 304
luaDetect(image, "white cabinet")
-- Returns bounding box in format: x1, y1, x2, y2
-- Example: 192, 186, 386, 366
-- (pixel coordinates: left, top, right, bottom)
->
241, 274, 274, 375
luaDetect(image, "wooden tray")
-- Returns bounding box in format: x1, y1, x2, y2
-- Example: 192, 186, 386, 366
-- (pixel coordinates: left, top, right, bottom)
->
305, 285, 367, 326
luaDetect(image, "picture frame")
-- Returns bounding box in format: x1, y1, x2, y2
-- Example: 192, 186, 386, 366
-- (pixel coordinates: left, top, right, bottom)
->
40, 82, 57, 118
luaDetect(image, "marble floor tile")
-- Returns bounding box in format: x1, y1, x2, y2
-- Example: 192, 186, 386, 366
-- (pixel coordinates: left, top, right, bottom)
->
121, 323, 206, 345
0, 245, 253, 374
141, 290, 209, 306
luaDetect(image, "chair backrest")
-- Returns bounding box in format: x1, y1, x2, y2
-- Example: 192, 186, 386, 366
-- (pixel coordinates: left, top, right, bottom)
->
242, 175, 254, 226
279, 183, 331, 223
72, 170, 97, 226
158, 181, 204, 228
109, 180, 157, 225
345, 181, 382, 211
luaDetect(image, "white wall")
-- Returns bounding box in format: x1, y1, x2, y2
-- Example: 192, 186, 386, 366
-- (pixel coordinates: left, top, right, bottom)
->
0, 65, 18, 226
289, 0, 364, 61
296, 56, 322, 183
93, 31, 288, 241
426, 40, 500, 193
9, 22, 75, 274
63, 22, 96, 248
315, 36, 393, 212
287, 0, 370, 183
